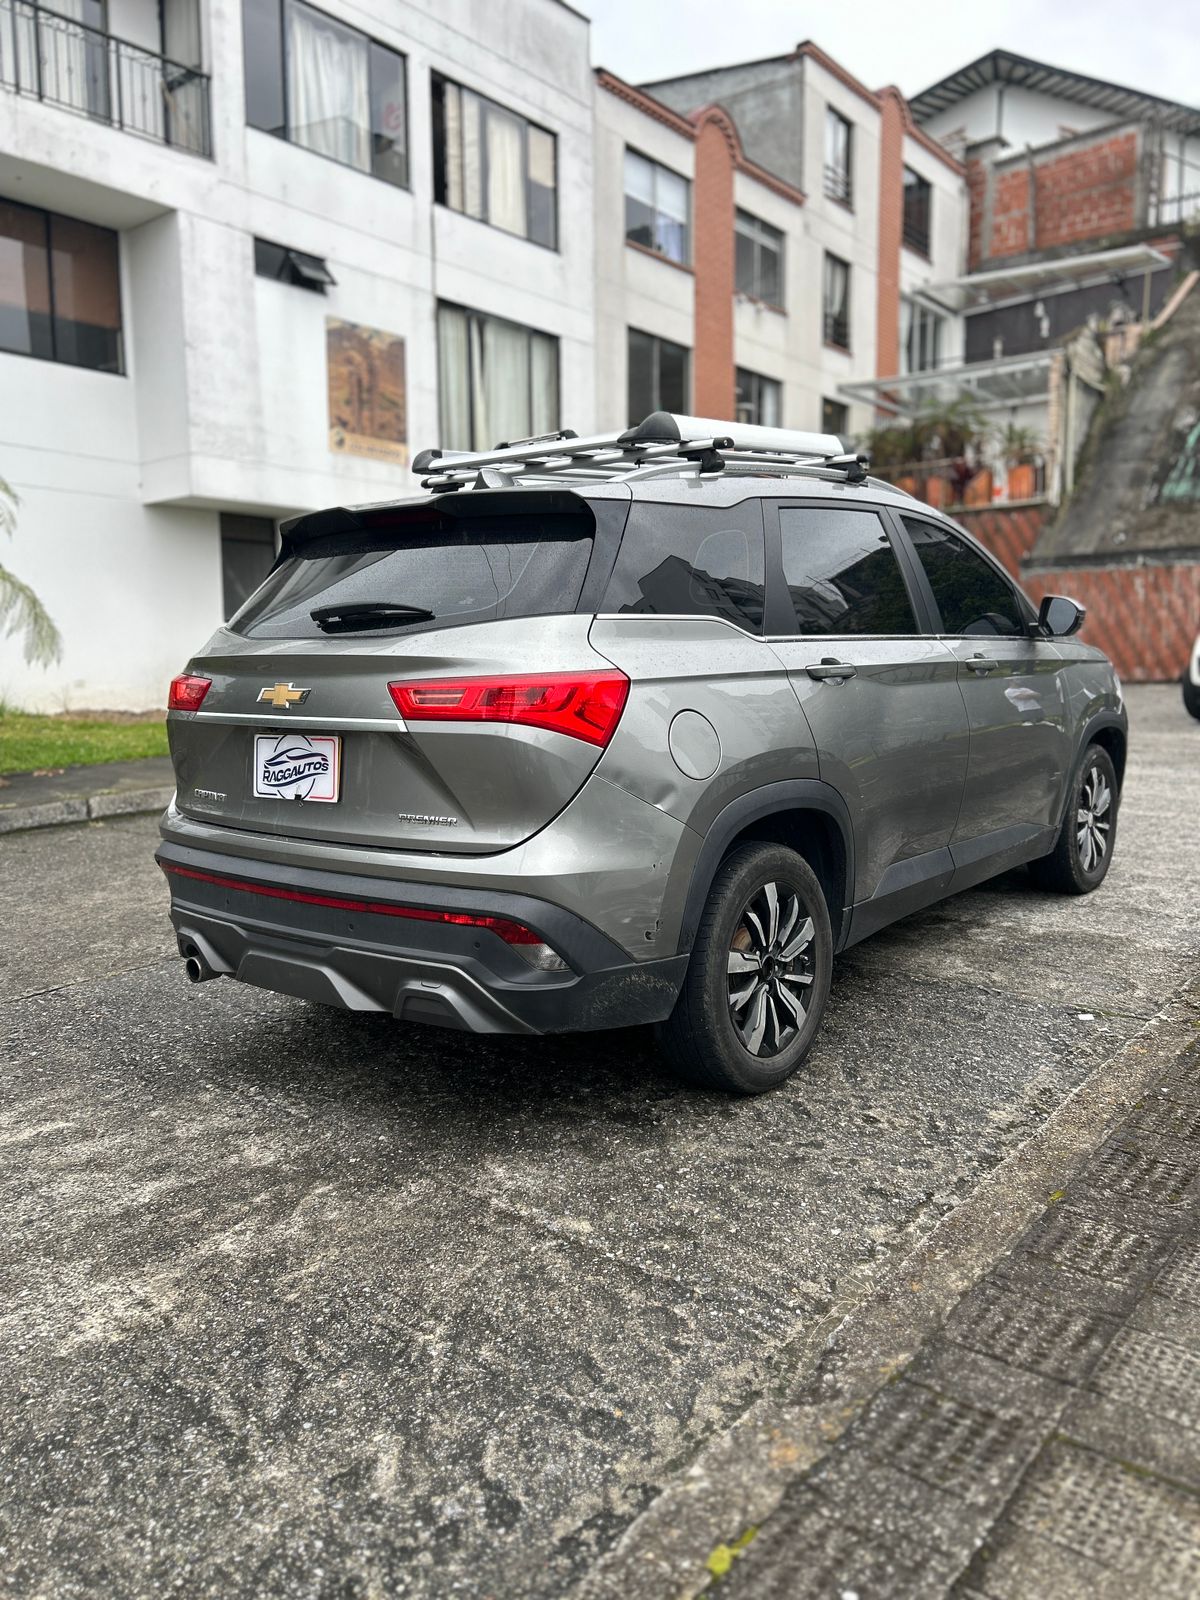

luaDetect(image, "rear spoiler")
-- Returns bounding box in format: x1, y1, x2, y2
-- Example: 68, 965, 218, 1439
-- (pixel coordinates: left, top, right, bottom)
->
277, 488, 597, 554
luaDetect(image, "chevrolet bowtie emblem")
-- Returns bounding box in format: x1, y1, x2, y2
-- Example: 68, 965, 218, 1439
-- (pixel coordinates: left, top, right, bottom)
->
257, 682, 311, 710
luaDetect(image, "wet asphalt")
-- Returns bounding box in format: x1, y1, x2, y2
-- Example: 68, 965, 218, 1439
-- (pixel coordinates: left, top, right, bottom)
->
1, 686, 1197, 1599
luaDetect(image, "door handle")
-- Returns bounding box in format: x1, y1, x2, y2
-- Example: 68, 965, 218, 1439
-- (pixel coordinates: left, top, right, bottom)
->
806, 657, 857, 682
965, 654, 998, 675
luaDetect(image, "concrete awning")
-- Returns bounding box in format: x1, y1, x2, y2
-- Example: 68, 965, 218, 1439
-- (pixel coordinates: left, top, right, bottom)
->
926, 244, 1173, 313
838, 349, 1055, 416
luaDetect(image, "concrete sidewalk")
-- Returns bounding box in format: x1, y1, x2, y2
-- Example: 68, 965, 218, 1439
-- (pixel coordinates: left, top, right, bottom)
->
0, 756, 174, 835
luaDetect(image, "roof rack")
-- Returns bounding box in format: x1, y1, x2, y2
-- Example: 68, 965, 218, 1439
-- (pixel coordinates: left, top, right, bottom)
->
412, 412, 868, 493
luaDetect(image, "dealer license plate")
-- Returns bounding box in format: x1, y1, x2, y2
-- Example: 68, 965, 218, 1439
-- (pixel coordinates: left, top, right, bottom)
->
253, 732, 342, 803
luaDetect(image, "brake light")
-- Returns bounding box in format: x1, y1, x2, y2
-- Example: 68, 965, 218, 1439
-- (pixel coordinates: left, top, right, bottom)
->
168, 673, 212, 712
388, 670, 629, 748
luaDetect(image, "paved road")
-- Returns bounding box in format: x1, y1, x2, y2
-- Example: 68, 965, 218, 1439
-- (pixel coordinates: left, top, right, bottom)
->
2, 686, 1197, 1599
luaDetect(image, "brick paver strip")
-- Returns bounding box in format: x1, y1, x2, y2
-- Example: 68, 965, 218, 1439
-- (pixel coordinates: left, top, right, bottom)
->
721, 1041, 1200, 1599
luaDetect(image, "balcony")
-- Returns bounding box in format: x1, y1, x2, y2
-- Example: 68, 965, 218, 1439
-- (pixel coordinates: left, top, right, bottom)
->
0, 0, 211, 157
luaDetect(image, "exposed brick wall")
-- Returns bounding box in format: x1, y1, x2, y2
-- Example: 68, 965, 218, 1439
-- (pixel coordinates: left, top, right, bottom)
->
966, 157, 987, 270
990, 167, 1031, 257
691, 111, 737, 417
875, 89, 905, 380
959, 507, 1198, 680
973, 127, 1142, 265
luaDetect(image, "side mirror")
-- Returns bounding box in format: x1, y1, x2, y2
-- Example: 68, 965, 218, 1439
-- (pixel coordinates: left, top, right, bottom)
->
1038, 594, 1086, 637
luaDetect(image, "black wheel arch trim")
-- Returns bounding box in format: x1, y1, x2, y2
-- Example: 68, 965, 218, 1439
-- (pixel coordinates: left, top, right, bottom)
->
1061, 710, 1127, 826
678, 781, 855, 955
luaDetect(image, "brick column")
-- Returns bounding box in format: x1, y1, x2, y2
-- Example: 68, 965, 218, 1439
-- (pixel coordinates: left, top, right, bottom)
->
691, 110, 736, 418
875, 88, 905, 382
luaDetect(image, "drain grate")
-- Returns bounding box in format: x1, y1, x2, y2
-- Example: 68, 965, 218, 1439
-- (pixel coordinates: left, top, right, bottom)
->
1091, 1328, 1200, 1430
1006, 1438, 1200, 1584
1021, 1208, 1167, 1285
1085, 1145, 1200, 1206
722, 1490, 935, 1600
866, 1384, 1027, 1499
946, 1280, 1110, 1382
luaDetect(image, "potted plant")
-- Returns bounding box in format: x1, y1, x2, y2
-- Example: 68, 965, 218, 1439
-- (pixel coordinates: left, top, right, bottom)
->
1001, 423, 1041, 501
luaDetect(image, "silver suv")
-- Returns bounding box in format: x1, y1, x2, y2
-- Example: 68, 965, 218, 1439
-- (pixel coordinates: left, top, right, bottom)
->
158, 414, 1126, 1094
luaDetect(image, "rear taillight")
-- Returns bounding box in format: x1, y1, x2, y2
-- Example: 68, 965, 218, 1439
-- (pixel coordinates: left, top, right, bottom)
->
388, 670, 629, 748
168, 673, 212, 712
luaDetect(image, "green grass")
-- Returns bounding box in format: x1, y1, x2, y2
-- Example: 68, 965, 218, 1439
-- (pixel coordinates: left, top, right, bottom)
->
0, 709, 169, 775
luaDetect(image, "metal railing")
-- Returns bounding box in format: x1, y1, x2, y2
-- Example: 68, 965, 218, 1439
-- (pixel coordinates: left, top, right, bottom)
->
822, 163, 852, 207
0, 0, 211, 157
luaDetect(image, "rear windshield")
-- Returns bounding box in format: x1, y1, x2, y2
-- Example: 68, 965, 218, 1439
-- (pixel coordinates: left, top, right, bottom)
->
229, 510, 593, 639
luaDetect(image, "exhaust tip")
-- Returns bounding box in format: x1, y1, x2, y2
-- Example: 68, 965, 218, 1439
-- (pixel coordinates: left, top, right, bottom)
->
183, 948, 217, 984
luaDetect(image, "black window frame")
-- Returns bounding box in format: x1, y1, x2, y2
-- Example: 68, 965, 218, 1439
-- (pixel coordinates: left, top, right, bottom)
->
627, 326, 690, 419
735, 367, 782, 429
902, 166, 932, 257
0, 196, 123, 375
253, 237, 337, 293
734, 208, 784, 308
430, 71, 559, 250
242, 0, 409, 190
888, 511, 1038, 638
763, 500, 926, 639
823, 107, 853, 208
220, 512, 279, 621
623, 147, 691, 266
822, 251, 851, 352
821, 397, 849, 438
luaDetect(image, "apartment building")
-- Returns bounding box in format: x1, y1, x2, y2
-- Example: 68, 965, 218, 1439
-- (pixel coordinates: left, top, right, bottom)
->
0, 0, 596, 709
632, 43, 968, 437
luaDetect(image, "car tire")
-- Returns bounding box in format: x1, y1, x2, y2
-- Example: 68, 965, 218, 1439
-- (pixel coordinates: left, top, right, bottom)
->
1184, 672, 1200, 721
657, 843, 833, 1095
1029, 743, 1119, 896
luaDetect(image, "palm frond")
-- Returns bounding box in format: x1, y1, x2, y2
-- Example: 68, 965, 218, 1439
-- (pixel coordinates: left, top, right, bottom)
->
0, 475, 16, 539
0, 562, 63, 668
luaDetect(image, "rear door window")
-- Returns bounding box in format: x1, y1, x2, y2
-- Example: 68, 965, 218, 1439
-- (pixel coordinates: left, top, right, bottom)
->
901, 517, 1028, 637
778, 507, 917, 635
230, 507, 594, 639
601, 501, 766, 632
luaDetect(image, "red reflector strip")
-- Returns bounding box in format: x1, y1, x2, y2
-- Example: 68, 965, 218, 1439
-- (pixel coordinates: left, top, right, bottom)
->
160, 862, 544, 945
388, 670, 629, 748
168, 673, 212, 712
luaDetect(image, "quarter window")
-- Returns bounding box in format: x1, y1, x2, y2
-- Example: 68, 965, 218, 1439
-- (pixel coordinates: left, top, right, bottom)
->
437, 302, 559, 452
628, 327, 689, 419
822, 253, 850, 350
624, 149, 690, 265
243, 0, 408, 189
735, 210, 783, 306
0, 198, 122, 373
432, 74, 557, 248
902, 519, 1027, 637
779, 508, 916, 636
602, 503, 766, 633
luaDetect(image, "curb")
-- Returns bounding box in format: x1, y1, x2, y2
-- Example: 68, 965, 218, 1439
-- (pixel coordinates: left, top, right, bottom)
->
0, 785, 174, 837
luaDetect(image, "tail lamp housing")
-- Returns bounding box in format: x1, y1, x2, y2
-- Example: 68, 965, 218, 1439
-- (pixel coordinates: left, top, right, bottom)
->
168, 673, 212, 712
388, 670, 629, 748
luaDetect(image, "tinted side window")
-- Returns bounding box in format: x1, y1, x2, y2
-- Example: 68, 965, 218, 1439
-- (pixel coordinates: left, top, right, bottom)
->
602, 502, 766, 633
779, 508, 916, 635
902, 518, 1026, 637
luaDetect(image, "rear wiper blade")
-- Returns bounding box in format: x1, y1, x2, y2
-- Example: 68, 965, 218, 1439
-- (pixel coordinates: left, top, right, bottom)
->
311, 602, 434, 633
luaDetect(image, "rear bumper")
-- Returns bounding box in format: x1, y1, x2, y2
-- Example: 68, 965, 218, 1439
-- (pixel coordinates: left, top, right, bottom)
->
156, 840, 688, 1035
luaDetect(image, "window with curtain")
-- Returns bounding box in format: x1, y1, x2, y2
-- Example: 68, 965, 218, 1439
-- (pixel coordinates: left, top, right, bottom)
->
824, 108, 853, 206
431, 74, 557, 248
243, 0, 408, 189
624, 149, 690, 265
901, 297, 944, 374
822, 253, 850, 350
735, 369, 782, 428
734, 210, 784, 307
437, 303, 559, 451
627, 327, 689, 419
902, 167, 932, 255
0, 198, 122, 373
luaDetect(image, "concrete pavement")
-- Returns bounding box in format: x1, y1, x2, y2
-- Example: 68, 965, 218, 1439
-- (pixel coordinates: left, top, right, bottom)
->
1, 686, 1197, 1599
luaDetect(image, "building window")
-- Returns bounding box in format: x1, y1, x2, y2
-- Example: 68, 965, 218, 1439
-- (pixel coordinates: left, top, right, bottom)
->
254, 238, 336, 292
221, 514, 278, 620
243, 0, 408, 189
628, 327, 689, 419
437, 302, 559, 452
902, 167, 931, 256
734, 210, 784, 307
822, 253, 850, 350
821, 398, 849, 437
735, 368, 782, 428
624, 149, 690, 265
431, 75, 557, 248
901, 297, 944, 374
824, 108, 852, 207
0, 198, 122, 373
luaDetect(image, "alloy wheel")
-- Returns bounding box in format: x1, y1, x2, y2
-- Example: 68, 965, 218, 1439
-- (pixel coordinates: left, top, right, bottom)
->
726, 881, 815, 1058
1076, 765, 1112, 872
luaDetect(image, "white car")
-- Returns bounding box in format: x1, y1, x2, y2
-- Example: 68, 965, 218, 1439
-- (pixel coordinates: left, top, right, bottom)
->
1186, 634, 1200, 721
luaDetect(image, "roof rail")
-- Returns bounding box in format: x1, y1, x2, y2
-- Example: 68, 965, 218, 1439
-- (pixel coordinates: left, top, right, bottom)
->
414, 412, 865, 492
